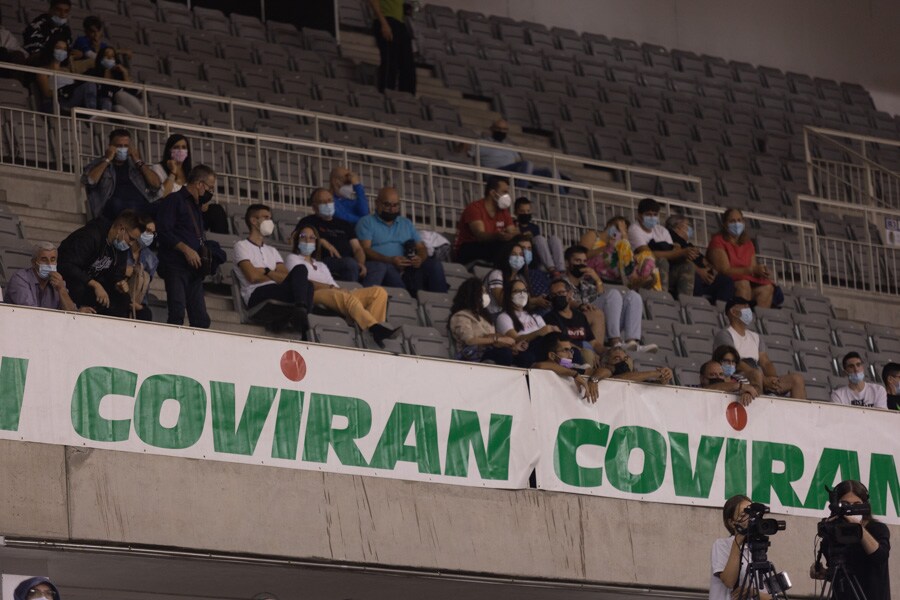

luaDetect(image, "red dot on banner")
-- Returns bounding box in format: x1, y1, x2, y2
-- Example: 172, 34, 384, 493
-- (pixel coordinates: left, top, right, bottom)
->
726, 402, 748, 431
280, 350, 306, 382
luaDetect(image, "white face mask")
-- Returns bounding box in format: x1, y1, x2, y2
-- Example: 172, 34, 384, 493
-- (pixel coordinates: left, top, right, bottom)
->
511, 291, 528, 308
481, 293, 491, 308
259, 219, 275, 237
496, 193, 512, 210
338, 184, 355, 199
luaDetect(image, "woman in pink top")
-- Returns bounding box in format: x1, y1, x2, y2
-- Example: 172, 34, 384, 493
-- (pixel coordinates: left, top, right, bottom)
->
707, 208, 775, 307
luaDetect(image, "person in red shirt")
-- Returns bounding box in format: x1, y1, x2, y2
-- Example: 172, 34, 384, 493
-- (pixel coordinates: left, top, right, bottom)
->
453, 175, 519, 264
707, 207, 775, 308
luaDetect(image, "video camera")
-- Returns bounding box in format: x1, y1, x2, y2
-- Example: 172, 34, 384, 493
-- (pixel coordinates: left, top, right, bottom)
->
818, 493, 871, 546
737, 502, 787, 539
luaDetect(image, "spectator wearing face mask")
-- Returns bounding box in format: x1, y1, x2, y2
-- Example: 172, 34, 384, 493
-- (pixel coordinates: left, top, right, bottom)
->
57, 209, 144, 317
83, 128, 161, 221
699, 359, 758, 407
35, 34, 97, 114
712, 344, 753, 386
603, 346, 673, 384
150, 134, 192, 200
516, 235, 552, 301
882, 363, 900, 410
13, 577, 61, 600
628, 198, 698, 299
328, 166, 369, 225
544, 278, 606, 368
483, 239, 529, 316
582, 216, 660, 290
534, 332, 610, 404
514, 197, 565, 273
296, 187, 368, 283
708, 207, 776, 308
472, 119, 569, 189
234, 205, 314, 334
666, 214, 736, 305
23, 0, 72, 61
494, 278, 561, 368
124, 216, 157, 320
831, 352, 887, 408
5, 241, 85, 312
454, 176, 519, 264
713, 296, 806, 399
448, 277, 520, 365
88, 46, 141, 115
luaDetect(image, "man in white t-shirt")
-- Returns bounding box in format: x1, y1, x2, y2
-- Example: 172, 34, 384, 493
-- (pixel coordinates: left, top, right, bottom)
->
712, 296, 806, 399
233, 204, 313, 332
628, 197, 699, 297
831, 352, 888, 408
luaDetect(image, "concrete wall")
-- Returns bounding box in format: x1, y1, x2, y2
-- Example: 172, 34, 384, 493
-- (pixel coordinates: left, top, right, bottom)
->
2, 440, 897, 596
433, 0, 900, 117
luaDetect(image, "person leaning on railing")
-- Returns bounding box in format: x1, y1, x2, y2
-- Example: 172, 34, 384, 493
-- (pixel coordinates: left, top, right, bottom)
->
35, 33, 97, 114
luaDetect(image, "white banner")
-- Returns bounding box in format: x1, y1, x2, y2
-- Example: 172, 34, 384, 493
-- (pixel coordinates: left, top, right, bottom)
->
0, 306, 538, 489
530, 370, 900, 524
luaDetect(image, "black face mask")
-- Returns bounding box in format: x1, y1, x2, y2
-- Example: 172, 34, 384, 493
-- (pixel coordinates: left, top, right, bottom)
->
199, 190, 214, 205
612, 362, 630, 376
706, 378, 725, 386
550, 295, 569, 311
491, 130, 507, 142
517, 214, 532, 225
569, 264, 586, 277
379, 211, 398, 222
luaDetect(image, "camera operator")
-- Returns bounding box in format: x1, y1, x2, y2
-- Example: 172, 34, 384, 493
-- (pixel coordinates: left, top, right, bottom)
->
710, 495, 772, 600
810, 480, 891, 600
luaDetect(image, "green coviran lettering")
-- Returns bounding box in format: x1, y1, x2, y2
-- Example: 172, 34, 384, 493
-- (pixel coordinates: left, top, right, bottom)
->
751, 441, 804, 508
71, 366, 136, 442
302, 393, 371, 467
605, 425, 667, 494
444, 410, 512, 480
271, 389, 304, 460
0, 357, 29, 432
669, 432, 724, 498
369, 402, 440, 474
869, 453, 900, 517
803, 448, 861, 509
724, 438, 748, 498
210, 382, 278, 456
134, 374, 206, 450
554, 419, 609, 487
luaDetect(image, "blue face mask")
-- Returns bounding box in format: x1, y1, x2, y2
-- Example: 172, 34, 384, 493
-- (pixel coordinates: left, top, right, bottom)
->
607, 226, 621, 240
115, 146, 129, 162
728, 222, 745, 237
318, 202, 335, 218
509, 255, 525, 271
848, 372, 865, 384
523, 249, 533, 265
739, 307, 753, 325
37, 263, 56, 280
140, 231, 155, 248
53, 48, 68, 62
722, 363, 736, 377
101, 57, 116, 70
686, 226, 694, 240
642, 215, 659, 229
113, 238, 130, 252
298, 242, 316, 256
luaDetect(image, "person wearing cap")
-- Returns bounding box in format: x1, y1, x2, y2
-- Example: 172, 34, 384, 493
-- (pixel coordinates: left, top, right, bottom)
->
628, 197, 699, 299
453, 175, 519, 264
831, 352, 887, 408
13, 577, 60, 600
712, 296, 806, 399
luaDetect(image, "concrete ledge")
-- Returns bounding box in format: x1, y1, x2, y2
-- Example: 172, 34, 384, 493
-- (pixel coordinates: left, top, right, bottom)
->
0, 165, 82, 214
0, 439, 69, 538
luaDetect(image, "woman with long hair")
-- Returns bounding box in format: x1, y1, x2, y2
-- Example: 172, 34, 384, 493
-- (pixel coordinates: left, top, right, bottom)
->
707, 208, 775, 308
151, 133, 193, 200
483, 238, 529, 316
494, 278, 560, 367
709, 494, 770, 600
448, 277, 518, 365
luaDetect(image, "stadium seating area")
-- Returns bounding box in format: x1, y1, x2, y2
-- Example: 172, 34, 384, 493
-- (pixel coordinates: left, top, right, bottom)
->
1, 0, 899, 402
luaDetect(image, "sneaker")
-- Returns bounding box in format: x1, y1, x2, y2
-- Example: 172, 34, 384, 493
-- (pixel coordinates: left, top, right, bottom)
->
623, 340, 640, 351
635, 343, 659, 353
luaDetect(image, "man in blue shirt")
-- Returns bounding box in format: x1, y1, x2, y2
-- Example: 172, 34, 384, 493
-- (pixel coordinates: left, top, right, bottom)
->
356, 187, 449, 298
329, 166, 369, 225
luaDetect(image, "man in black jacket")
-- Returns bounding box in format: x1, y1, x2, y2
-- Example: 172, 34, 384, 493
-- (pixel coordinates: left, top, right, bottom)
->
57, 210, 144, 317
23, 0, 72, 61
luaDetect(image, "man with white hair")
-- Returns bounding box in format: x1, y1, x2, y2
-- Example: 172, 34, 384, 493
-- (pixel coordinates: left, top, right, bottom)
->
5, 241, 91, 312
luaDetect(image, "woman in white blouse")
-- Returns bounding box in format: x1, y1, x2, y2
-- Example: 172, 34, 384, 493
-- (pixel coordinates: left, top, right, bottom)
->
494, 278, 560, 367
286, 225, 397, 347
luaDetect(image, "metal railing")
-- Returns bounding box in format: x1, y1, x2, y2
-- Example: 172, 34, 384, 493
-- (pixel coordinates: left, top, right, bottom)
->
0, 61, 703, 202
797, 194, 900, 296
804, 126, 900, 210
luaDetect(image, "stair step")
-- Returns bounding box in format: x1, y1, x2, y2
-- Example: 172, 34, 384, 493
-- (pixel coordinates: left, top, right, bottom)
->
3, 203, 86, 226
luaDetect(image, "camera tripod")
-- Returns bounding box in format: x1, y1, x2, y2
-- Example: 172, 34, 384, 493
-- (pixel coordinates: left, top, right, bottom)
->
815, 547, 868, 600
736, 536, 791, 600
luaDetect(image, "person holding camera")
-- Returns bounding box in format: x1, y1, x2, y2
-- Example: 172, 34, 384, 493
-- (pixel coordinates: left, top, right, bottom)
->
710, 495, 772, 600
810, 480, 891, 600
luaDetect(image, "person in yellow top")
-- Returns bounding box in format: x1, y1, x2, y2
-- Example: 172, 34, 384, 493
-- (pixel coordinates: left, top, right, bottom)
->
367, 0, 416, 94
580, 216, 660, 290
